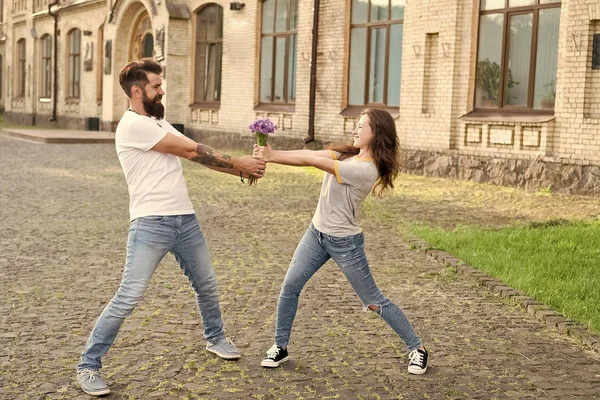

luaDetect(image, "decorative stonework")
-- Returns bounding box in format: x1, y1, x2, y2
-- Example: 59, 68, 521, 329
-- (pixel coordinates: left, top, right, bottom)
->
522, 128, 541, 148
489, 126, 514, 146
465, 124, 482, 144
402, 149, 600, 196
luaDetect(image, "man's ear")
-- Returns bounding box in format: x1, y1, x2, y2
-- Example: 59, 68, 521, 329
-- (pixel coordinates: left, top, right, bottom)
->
131, 85, 142, 99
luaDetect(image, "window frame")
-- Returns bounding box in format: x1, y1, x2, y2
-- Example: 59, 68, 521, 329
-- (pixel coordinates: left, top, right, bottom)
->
474, 0, 561, 114
191, 3, 223, 109
344, 0, 404, 115
40, 34, 52, 99
67, 28, 81, 99
257, 0, 298, 109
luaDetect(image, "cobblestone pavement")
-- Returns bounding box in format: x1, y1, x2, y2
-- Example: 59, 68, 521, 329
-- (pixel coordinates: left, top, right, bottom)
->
1, 134, 599, 400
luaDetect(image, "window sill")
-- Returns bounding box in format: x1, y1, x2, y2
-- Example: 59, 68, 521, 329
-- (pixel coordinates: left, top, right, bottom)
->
65, 98, 80, 104
38, 98, 52, 103
254, 103, 295, 113
189, 102, 220, 110
461, 110, 554, 124
340, 105, 399, 119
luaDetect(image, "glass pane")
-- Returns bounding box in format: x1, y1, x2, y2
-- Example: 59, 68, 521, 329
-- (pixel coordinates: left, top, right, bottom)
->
370, 0, 388, 22
387, 23, 403, 106
206, 43, 221, 102
391, 0, 405, 20
195, 43, 206, 101
260, 37, 273, 102
287, 33, 297, 101
75, 57, 80, 97
73, 31, 81, 54
351, 0, 368, 24
505, 13, 532, 106
142, 34, 154, 58
69, 56, 74, 96
197, 8, 207, 42
369, 27, 386, 103
206, 5, 218, 40
274, 36, 286, 101
275, 0, 289, 32
481, 0, 505, 10
534, 7, 560, 110
348, 27, 367, 105
475, 13, 504, 108
289, 0, 298, 30
262, 0, 275, 34
217, 6, 223, 39
509, 0, 535, 6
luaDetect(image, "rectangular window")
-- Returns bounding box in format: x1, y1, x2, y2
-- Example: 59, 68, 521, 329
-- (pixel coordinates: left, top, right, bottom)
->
17, 39, 26, 97
259, 0, 298, 105
475, 0, 561, 112
348, 0, 404, 108
68, 29, 81, 98
41, 35, 52, 98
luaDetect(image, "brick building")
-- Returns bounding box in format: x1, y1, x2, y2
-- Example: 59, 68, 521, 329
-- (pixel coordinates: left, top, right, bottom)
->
3, 0, 600, 194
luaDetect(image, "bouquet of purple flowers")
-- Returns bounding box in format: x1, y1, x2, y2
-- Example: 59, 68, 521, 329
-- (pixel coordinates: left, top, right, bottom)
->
247, 118, 277, 185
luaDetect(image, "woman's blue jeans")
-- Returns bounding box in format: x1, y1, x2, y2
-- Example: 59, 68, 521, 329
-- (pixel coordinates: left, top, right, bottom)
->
275, 224, 421, 351
78, 214, 225, 371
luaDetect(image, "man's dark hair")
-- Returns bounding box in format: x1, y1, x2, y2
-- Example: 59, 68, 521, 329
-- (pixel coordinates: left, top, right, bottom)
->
118, 60, 163, 98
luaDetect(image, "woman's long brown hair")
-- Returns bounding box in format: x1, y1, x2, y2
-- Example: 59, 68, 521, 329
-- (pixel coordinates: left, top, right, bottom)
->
326, 108, 400, 197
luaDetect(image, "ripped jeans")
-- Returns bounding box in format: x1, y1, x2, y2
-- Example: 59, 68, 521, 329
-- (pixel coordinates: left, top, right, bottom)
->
274, 224, 422, 351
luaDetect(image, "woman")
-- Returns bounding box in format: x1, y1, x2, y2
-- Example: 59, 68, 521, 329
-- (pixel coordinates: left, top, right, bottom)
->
253, 108, 428, 374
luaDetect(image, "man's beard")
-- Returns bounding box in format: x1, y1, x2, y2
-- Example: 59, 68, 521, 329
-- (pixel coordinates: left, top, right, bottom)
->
142, 89, 165, 120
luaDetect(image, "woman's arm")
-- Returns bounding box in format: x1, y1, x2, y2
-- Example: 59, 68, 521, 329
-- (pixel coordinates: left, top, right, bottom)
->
255, 144, 336, 175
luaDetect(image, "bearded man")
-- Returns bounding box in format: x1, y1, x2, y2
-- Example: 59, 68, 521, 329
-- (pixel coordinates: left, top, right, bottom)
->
76, 60, 266, 396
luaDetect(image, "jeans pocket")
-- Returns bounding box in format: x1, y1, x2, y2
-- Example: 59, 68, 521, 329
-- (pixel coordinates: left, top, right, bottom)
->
328, 235, 351, 247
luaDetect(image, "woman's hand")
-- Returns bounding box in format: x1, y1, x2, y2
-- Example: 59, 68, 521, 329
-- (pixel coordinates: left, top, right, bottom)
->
252, 143, 273, 162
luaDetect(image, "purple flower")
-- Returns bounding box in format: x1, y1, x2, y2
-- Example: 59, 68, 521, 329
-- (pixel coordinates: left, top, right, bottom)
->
249, 118, 278, 135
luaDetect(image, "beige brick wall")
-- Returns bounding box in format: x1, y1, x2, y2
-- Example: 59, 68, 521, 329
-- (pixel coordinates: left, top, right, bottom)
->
7, 0, 600, 171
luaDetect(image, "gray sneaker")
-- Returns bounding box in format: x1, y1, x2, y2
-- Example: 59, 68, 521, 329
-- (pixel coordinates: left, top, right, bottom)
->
206, 337, 241, 360
76, 369, 110, 396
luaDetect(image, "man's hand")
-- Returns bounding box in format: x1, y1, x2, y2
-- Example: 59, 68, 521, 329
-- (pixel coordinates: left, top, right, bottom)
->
236, 155, 266, 179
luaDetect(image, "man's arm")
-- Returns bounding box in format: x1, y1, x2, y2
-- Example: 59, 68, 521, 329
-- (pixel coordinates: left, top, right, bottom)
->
151, 133, 265, 178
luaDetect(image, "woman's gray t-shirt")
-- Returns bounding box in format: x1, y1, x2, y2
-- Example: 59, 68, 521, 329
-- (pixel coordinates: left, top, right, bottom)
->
312, 152, 379, 237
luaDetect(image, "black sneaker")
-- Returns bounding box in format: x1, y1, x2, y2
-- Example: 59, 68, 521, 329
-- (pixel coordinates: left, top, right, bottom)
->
408, 348, 428, 374
261, 344, 289, 368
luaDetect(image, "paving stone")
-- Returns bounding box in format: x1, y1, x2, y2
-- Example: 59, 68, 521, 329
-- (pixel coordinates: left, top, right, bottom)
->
1, 136, 600, 399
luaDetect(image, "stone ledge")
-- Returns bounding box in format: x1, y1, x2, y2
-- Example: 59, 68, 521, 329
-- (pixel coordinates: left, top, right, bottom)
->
411, 238, 599, 354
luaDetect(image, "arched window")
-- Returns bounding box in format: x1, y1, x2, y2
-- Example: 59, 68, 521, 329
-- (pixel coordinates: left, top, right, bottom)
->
347, 0, 405, 108
130, 14, 153, 60
40, 34, 52, 99
67, 29, 81, 98
259, 0, 297, 104
16, 38, 26, 98
194, 3, 223, 104
475, 0, 561, 111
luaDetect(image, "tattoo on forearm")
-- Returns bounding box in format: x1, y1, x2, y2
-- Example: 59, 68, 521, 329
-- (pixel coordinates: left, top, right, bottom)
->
192, 144, 234, 168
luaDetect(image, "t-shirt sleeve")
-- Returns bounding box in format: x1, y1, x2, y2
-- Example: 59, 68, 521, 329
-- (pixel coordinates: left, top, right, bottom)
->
334, 159, 376, 188
123, 118, 169, 151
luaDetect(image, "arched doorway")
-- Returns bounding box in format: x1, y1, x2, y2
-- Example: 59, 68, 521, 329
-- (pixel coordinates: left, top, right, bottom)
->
111, 2, 155, 123
129, 13, 154, 61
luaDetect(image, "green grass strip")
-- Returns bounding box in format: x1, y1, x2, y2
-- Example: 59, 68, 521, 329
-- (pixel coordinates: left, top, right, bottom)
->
410, 220, 600, 332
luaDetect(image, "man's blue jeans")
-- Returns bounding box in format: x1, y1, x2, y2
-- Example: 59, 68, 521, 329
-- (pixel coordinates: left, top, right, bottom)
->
275, 224, 422, 351
78, 214, 225, 371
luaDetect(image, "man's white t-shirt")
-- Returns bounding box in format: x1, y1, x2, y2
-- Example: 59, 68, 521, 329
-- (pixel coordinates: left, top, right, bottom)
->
115, 110, 195, 221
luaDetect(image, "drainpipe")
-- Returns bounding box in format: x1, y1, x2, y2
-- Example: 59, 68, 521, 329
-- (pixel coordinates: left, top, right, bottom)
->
48, 1, 59, 122
304, 0, 320, 145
